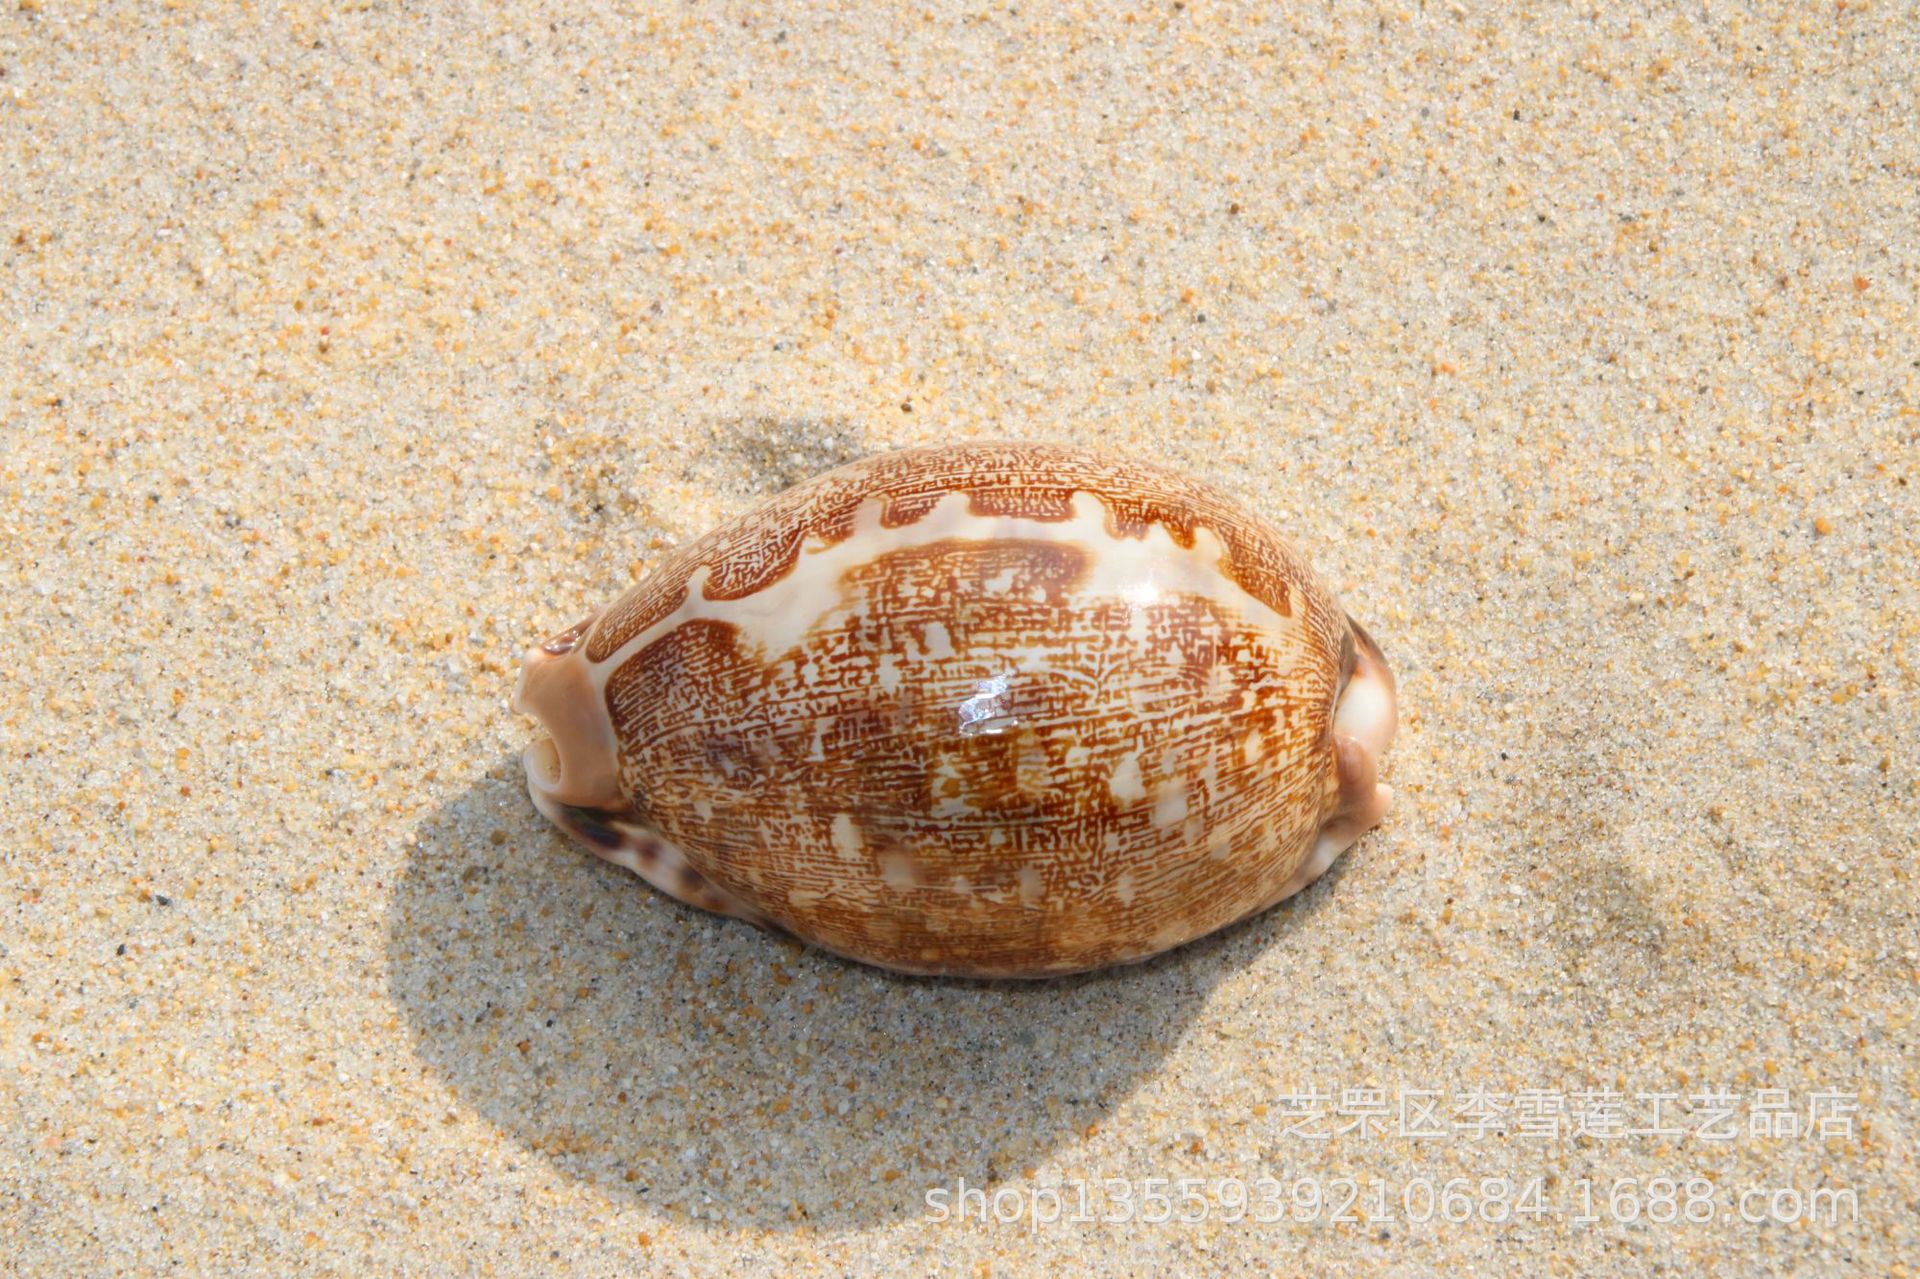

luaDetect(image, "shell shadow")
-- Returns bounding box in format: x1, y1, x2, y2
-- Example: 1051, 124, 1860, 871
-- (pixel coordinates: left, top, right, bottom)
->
679, 415, 872, 497
383, 753, 1350, 1233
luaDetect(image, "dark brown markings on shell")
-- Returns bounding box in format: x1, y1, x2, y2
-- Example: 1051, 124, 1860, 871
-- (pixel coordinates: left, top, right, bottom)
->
961, 484, 1078, 523
584, 443, 1343, 667
557, 803, 635, 853
601, 535, 1339, 975
585, 563, 692, 664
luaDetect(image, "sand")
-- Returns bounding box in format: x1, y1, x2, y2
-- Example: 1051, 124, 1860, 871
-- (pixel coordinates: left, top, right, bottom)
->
3, 2, 1915, 1275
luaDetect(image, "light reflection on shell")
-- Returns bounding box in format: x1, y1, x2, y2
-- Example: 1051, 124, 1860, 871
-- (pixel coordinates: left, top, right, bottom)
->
515, 441, 1397, 978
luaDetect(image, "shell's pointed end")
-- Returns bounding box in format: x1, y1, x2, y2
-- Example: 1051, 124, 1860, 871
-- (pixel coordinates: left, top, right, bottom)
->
520, 752, 772, 928
511, 612, 770, 928
513, 612, 624, 814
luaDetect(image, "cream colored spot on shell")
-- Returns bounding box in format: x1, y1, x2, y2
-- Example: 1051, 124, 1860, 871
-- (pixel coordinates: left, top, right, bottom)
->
877, 652, 902, 693
1017, 866, 1044, 907
880, 852, 919, 890
1108, 753, 1146, 803
831, 813, 865, 860
693, 797, 713, 821
1150, 919, 1191, 951
1152, 779, 1189, 828
789, 887, 825, 909
953, 874, 988, 909
1114, 871, 1138, 906
922, 621, 955, 659
1242, 727, 1264, 769
1205, 659, 1232, 700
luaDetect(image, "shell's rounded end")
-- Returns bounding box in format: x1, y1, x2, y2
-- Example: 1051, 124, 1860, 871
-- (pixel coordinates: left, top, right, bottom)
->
1334, 615, 1397, 762
1276, 616, 1398, 902
513, 613, 624, 813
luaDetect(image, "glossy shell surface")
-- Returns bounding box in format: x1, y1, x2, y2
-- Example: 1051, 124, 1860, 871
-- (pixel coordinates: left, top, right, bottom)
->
515, 442, 1396, 977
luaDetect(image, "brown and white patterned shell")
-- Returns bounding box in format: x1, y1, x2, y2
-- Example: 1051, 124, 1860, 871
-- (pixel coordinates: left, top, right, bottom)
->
514, 441, 1397, 978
